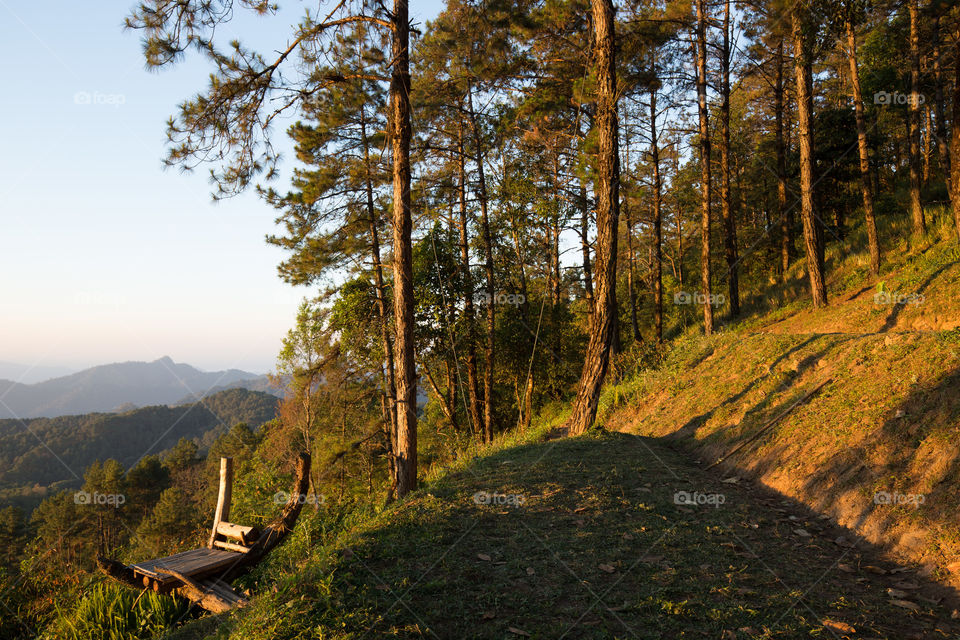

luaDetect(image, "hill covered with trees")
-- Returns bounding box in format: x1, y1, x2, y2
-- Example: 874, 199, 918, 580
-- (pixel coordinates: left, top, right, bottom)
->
0, 388, 278, 510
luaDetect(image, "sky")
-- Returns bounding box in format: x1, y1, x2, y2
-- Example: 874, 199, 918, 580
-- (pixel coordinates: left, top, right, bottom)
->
0, 0, 445, 376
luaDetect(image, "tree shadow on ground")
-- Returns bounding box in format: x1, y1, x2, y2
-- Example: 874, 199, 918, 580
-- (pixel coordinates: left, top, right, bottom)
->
280, 432, 959, 639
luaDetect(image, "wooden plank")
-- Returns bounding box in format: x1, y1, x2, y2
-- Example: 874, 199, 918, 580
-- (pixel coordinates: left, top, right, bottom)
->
213, 540, 251, 553
208, 457, 233, 548
131, 548, 242, 586
217, 521, 259, 544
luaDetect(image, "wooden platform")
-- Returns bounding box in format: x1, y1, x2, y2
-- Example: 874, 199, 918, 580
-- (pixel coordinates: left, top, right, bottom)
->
131, 548, 243, 587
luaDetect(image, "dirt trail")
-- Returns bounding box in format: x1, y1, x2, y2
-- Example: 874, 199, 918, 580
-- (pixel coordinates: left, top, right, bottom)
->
311, 431, 959, 638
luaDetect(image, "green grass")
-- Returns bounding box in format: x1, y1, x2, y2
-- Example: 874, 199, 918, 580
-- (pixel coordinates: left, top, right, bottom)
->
168, 431, 955, 639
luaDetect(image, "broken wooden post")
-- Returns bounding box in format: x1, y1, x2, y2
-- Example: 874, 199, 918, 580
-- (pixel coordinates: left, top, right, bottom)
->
208, 457, 233, 549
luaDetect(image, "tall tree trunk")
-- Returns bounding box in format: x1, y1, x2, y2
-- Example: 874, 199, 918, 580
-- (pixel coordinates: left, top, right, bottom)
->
924, 104, 933, 184
360, 106, 398, 499
456, 118, 483, 437
933, 16, 951, 194
390, 0, 416, 497
581, 184, 593, 307
622, 125, 639, 342
568, 0, 620, 435
845, 16, 881, 276
719, 0, 739, 317
775, 40, 791, 281
467, 86, 495, 443
649, 87, 664, 343
695, 0, 714, 334
792, 5, 828, 307
908, 0, 925, 236
578, 114, 594, 309
951, 25, 960, 241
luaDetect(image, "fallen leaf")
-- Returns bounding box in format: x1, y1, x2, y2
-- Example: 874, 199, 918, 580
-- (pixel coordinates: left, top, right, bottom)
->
722, 477, 740, 484
622, 533, 634, 540
481, 611, 495, 620
823, 619, 855, 633
890, 599, 920, 610
599, 563, 616, 573
507, 627, 530, 636
526, 567, 535, 575
837, 563, 855, 573
893, 580, 920, 590
887, 588, 908, 598
794, 528, 811, 537
864, 565, 887, 575
477, 553, 491, 562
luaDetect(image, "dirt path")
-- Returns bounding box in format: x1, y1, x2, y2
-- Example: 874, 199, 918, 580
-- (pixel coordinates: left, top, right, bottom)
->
295, 431, 959, 639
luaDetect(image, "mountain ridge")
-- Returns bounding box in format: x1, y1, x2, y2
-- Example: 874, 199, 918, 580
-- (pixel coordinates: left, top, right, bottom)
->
0, 356, 276, 419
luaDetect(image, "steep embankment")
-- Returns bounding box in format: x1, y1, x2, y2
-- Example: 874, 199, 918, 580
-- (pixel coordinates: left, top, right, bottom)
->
603, 239, 960, 591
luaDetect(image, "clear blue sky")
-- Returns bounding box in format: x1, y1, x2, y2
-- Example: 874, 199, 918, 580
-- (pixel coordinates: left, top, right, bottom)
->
0, 1, 444, 375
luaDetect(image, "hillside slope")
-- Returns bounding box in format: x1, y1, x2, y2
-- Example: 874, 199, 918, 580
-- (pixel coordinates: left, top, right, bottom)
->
599, 238, 960, 594
0, 388, 278, 500
167, 428, 958, 639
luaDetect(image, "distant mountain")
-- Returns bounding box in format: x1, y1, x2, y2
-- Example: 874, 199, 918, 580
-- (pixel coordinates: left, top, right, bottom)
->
0, 388, 279, 495
0, 361, 75, 385
0, 356, 277, 419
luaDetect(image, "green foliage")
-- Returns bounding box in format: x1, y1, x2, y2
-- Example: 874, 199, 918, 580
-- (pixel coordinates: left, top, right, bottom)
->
56, 584, 189, 640
134, 487, 202, 557
162, 438, 199, 471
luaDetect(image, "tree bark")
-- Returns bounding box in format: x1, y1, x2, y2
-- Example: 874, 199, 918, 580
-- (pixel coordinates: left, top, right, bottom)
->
775, 40, 791, 282
792, 5, 828, 307
908, 0, 925, 236
581, 185, 594, 307
390, 0, 417, 496
951, 25, 960, 242
844, 16, 881, 276
933, 16, 951, 194
456, 118, 483, 437
567, 0, 620, 435
467, 86, 495, 444
695, 0, 714, 333
359, 106, 399, 500
649, 87, 663, 343
719, 0, 739, 317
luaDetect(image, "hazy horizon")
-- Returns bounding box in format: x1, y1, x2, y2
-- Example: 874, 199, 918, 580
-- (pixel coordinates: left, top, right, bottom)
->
0, 2, 444, 376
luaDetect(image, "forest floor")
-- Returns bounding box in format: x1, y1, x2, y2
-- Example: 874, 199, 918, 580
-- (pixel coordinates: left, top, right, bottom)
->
196, 429, 960, 639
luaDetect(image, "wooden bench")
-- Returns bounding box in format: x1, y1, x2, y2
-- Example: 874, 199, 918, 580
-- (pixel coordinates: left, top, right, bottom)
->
99, 453, 310, 612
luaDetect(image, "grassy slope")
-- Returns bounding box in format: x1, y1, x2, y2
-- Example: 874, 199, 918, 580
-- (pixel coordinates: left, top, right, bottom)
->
600, 212, 960, 590
169, 426, 958, 639
157, 212, 960, 639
